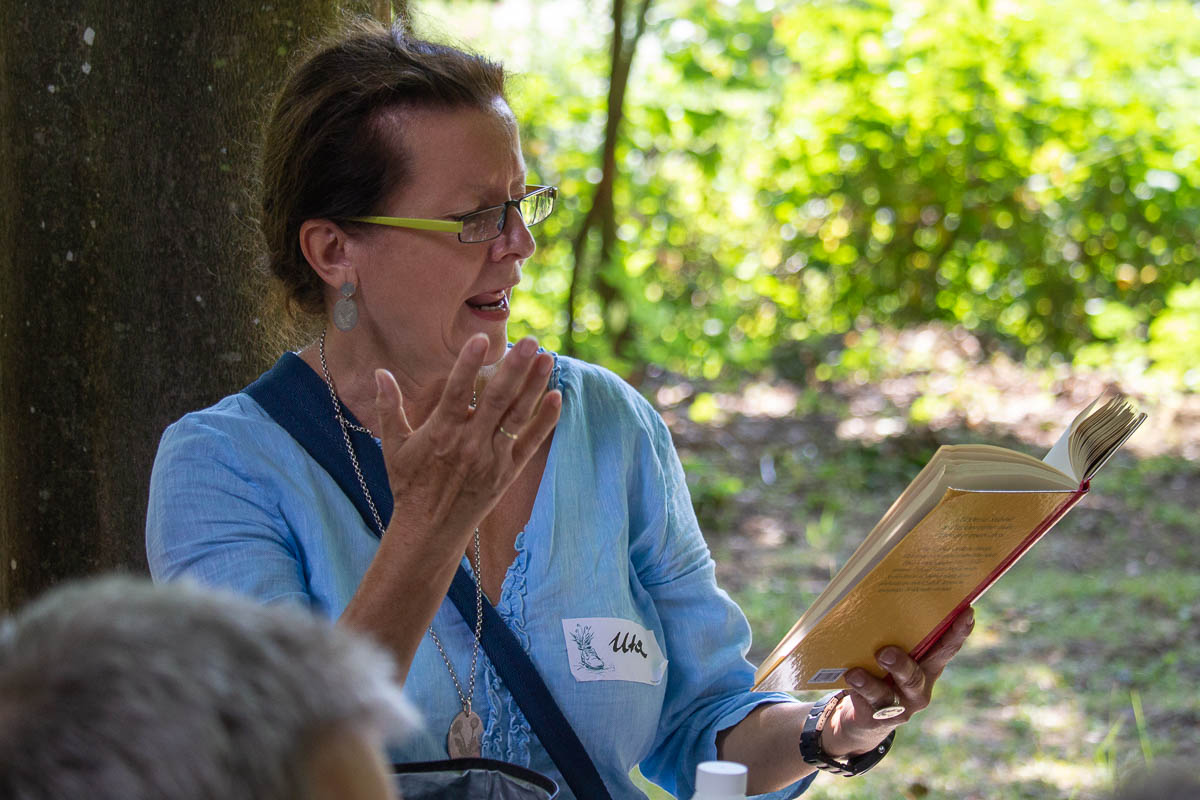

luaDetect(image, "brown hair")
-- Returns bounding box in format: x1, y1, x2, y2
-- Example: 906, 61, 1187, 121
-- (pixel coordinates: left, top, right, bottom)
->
258, 18, 507, 318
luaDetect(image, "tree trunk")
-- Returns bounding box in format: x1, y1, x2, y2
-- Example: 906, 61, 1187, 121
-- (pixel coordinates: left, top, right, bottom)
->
0, 0, 376, 610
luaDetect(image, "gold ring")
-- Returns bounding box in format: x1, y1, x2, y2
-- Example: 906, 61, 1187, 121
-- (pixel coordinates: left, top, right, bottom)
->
497, 425, 519, 441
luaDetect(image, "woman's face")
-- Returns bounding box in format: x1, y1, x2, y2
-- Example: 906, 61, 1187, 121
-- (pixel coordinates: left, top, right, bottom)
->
348, 98, 535, 375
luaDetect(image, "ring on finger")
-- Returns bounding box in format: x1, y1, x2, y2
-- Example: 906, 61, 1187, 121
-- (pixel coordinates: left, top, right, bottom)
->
497, 425, 519, 441
872, 692, 906, 721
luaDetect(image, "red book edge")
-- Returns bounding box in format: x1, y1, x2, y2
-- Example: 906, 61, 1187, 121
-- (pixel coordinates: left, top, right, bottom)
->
908, 481, 1090, 661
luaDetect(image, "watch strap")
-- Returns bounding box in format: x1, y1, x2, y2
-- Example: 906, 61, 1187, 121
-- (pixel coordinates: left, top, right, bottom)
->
799, 690, 896, 777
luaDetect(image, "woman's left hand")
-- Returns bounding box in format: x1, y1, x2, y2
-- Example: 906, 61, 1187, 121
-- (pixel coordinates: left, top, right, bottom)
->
819, 607, 975, 757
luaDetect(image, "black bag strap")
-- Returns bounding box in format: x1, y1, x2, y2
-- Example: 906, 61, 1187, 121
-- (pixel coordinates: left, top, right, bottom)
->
244, 353, 613, 800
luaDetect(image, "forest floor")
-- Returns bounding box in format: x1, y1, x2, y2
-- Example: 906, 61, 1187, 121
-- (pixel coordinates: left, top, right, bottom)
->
635, 324, 1199, 799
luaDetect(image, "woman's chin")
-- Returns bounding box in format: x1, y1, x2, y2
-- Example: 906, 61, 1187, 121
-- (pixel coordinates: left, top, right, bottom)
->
454, 308, 511, 364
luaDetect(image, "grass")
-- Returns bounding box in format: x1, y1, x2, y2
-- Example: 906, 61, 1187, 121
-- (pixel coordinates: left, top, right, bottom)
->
631, 392, 1199, 799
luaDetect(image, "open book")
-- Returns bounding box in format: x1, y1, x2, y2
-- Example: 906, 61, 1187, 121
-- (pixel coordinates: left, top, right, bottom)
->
753, 392, 1147, 692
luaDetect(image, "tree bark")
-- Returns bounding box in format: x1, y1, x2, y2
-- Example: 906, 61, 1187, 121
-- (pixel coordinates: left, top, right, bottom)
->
0, 0, 374, 610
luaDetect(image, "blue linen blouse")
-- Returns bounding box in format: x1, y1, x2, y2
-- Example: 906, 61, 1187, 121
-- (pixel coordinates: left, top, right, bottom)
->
146, 353, 814, 800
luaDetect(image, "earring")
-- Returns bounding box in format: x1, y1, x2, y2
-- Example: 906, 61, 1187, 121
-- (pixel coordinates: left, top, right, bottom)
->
333, 282, 358, 331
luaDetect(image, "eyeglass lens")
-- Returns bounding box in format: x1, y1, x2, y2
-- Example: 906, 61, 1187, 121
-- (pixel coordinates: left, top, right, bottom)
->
460, 188, 556, 243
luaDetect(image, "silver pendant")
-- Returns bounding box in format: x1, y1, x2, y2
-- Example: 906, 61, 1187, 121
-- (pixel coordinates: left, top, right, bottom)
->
447, 709, 483, 758
872, 704, 906, 721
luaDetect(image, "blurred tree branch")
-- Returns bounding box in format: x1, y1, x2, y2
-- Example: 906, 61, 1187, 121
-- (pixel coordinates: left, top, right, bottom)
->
565, 0, 652, 356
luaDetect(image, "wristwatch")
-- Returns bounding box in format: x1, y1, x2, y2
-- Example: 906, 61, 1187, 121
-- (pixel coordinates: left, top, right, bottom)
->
799, 690, 896, 777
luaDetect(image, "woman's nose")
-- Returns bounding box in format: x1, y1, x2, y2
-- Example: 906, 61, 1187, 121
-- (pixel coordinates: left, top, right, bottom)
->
492, 206, 536, 260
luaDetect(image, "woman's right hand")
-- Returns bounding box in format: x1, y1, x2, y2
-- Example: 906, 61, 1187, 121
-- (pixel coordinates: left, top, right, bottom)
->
372, 333, 561, 545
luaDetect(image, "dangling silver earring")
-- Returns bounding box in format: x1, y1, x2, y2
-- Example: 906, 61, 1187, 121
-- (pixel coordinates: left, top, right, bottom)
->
333, 282, 358, 331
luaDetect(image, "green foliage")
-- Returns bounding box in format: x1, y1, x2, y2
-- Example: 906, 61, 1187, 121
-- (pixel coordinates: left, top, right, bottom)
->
418, 0, 1200, 385
680, 453, 746, 530
766, 0, 1200, 361
782, 0, 1198, 382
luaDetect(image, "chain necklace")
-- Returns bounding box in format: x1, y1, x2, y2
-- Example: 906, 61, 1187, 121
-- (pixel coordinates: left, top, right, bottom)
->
318, 329, 486, 758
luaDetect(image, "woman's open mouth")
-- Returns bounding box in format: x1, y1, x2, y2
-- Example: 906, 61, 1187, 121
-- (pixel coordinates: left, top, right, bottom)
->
466, 290, 510, 318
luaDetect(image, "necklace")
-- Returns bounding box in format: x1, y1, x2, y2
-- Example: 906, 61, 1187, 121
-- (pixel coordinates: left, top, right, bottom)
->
318, 329, 486, 758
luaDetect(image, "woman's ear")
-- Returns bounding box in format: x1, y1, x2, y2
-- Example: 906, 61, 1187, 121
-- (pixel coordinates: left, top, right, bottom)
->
299, 219, 356, 290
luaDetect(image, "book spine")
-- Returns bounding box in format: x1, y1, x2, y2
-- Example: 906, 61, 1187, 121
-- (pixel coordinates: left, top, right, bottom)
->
908, 482, 1090, 661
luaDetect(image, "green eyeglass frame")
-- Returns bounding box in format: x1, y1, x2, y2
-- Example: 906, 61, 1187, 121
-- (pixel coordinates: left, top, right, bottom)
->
344, 184, 557, 244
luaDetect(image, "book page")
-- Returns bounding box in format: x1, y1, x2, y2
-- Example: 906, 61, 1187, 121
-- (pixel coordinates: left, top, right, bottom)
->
1044, 393, 1146, 480
1044, 396, 1100, 479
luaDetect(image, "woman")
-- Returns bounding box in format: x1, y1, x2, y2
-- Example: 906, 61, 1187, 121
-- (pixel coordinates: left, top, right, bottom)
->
147, 20, 972, 799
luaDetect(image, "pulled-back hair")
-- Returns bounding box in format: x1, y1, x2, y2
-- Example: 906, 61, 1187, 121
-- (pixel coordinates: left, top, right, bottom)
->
259, 18, 507, 318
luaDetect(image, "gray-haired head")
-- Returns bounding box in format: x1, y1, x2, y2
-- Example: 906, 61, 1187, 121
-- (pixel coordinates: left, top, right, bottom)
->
0, 576, 415, 800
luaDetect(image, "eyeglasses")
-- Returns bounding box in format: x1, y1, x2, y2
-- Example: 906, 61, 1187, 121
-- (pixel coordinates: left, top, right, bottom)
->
344, 185, 557, 244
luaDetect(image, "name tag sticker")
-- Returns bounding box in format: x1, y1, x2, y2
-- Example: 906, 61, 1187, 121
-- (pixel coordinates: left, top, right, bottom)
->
562, 617, 668, 685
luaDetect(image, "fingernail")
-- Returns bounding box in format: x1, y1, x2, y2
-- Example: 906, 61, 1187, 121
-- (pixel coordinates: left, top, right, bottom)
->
517, 338, 537, 357
877, 649, 897, 666
846, 671, 866, 688
374, 369, 388, 394
536, 356, 553, 376
468, 336, 488, 356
